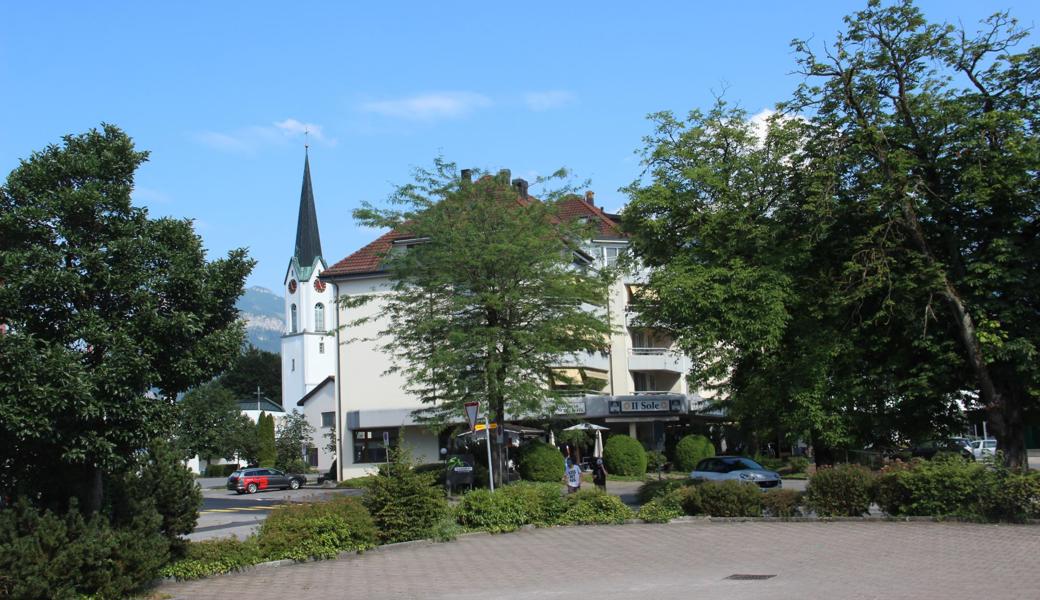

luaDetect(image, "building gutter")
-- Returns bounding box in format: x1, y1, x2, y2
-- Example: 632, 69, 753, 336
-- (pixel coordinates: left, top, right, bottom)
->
331, 279, 345, 482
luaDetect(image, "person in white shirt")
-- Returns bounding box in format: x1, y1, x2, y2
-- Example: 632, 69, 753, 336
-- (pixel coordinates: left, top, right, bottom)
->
565, 460, 582, 493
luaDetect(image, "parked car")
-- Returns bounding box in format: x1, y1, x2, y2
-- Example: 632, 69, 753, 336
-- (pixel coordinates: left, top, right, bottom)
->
909, 439, 974, 461
689, 456, 782, 489
971, 438, 997, 460
227, 468, 306, 494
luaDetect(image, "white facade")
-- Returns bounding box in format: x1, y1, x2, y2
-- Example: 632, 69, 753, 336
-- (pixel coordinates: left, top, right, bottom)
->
298, 376, 336, 473
281, 257, 336, 409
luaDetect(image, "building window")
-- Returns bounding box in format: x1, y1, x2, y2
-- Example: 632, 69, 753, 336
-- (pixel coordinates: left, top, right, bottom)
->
321, 411, 335, 428
319, 341, 325, 354
290, 304, 298, 333
633, 372, 657, 392
353, 429, 398, 464
291, 358, 295, 372
605, 246, 620, 266
315, 303, 325, 332
306, 447, 319, 467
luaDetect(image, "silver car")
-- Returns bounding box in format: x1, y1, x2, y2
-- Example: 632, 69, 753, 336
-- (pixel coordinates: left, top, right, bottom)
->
690, 456, 783, 489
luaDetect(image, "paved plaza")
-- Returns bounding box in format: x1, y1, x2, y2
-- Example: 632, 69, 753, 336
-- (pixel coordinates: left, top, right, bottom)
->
160, 520, 1039, 600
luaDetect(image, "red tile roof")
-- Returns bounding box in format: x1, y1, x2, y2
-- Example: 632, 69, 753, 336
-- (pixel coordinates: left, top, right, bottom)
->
321, 193, 623, 279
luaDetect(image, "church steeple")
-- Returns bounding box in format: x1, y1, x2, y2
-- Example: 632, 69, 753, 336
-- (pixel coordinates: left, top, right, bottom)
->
293, 150, 323, 279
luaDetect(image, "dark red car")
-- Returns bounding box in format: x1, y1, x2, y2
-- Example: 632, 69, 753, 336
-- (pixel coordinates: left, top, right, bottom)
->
227, 468, 306, 494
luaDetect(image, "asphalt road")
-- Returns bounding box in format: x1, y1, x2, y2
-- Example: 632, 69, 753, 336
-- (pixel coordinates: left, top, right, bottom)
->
191, 479, 361, 541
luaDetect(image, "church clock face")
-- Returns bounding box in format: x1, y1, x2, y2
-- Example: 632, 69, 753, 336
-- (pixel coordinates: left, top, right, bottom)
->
288, 279, 297, 294
313, 279, 326, 293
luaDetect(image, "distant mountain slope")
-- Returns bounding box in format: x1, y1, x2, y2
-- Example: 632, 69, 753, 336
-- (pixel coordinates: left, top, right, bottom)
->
238, 286, 284, 353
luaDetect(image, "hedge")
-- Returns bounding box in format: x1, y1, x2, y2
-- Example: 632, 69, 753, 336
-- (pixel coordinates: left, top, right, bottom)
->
558, 489, 634, 525
517, 441, 565, 483
638, 489, 686, 523
673, 435, 715, 472
455, 482, 567, 532
805, 463, 875, 517
256, 496, 377, 560
693, 480, 763, 517
362, 448, 451, 543
603, 435, 646, 477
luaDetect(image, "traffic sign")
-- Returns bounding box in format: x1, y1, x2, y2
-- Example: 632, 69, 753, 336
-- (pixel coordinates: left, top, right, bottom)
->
464, 401, 479, 431
473, 422, 498, 431
382, 431, 390, 446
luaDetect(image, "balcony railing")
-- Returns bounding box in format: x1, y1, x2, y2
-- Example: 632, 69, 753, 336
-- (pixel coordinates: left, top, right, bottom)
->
628, 348, 685, 373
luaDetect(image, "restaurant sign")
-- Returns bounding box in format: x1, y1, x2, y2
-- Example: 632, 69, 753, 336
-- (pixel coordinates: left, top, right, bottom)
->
609, 396, 684, 415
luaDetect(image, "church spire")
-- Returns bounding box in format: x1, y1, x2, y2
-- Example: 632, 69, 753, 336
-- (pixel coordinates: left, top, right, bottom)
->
293, 149, 323, 278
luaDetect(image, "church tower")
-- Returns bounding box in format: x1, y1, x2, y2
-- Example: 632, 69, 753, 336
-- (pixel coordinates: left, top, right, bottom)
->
281, 150, 336, 408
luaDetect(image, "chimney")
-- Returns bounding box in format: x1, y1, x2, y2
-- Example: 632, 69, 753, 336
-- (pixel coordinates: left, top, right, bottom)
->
512, 178, 529, 199
585, 191, 595, 206
497, 169, 511, 184
460, 169, 472, 183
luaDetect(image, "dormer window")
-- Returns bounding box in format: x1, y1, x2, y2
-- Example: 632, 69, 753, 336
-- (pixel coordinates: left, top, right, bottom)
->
290, 304, 298, 333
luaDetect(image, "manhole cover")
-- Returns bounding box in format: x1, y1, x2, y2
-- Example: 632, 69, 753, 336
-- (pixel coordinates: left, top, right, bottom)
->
725, 574, 777, 581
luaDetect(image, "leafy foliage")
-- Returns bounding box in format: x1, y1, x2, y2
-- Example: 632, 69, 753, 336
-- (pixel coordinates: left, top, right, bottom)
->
693, 481, 763, 517
256, 496, 377, 561
761, 489, 804, 518
558, 489, 634, 525
517, 441, 565, 483
349, 161, 613, 486
636, 478, 689, 504
256, 412, 277, 468
361, 447, 450, 543
159, 537, 262, 581
0, 125, 253, 510
805, 464, 876, 517
638, 489, 686, 523
275, 410, 314, 472
456, 482, 568, 532
219, 345, 281, 403
603, 435, 647, 477
673, 435, 716, 472
622, 0, 1040, 466
174, 382, 244, 463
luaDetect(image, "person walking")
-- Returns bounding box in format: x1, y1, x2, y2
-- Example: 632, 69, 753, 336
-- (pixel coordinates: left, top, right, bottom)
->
592, 457, 608, 492
565, 457, 582, 494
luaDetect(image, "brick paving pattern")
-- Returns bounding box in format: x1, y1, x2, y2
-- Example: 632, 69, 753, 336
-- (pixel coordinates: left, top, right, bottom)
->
159, 521, 1040, 600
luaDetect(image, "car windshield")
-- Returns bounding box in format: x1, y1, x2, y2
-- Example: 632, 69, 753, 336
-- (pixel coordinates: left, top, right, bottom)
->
726, 458, 764, 471
230, 471, 242, 477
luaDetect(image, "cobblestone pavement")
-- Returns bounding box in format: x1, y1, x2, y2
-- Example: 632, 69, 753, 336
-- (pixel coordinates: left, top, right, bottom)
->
160, 521, 1039, 600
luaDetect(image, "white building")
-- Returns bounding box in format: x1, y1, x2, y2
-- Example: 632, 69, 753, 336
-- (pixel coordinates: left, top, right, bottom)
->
283, 166, 717, 481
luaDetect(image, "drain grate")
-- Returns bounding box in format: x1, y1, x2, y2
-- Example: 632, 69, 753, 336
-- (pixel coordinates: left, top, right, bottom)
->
725, 574, 777, 581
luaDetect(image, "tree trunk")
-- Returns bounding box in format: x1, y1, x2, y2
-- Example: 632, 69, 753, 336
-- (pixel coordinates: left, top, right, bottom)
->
492, 401, 505, 488
987, 382, 1028, 469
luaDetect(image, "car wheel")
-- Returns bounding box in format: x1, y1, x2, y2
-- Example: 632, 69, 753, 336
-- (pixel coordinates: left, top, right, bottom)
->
289, 479, 301, 490
246, 483, 258, 494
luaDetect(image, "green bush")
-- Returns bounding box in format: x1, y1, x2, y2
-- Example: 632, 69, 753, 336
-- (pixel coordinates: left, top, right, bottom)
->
646, 450, 668, 472
517, 441, 565, 483
752, 454, 785, 472
501, 481, 568, 526
787, 456, 810, 474
694, 480, 763, 517
0, 498, 169, 600
603, 435, 646, 477
414, 462, 448, 485
455, 483, 566, 532
761, 489, 803, 517
116, 439, 202, 550
558, 489, 634, 525
981, 469, 1040, 522
805, 464, 875, 517
636, 478, 688, 504
204, 463, 240, 477
159, 537, 263, 580
638, 489, 685, 523
256, 496, 377, 560
362, 448, 450, 543
257, 412, 277, 468
673, 435, 715, 472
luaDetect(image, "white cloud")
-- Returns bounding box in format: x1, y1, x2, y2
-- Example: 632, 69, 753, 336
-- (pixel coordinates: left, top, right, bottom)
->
523, 90, 576, 111
360, 92, 492, 120
193, 118, 334, 154
748, 108, 776, 143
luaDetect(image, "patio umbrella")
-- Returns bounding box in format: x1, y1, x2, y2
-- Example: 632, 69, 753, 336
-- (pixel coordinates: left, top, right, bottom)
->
593, 429, 603, 458
548, 429, 555, 446
563, 423, 608, 431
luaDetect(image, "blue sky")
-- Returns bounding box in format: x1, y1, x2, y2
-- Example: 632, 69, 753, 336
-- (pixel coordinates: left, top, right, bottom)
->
3, 1, 1038, 290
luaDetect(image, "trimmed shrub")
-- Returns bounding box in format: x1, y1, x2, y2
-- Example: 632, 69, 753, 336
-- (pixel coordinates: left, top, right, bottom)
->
603, 435, 647, 477
761, 489, 803, 517
501, 481, 568, 526
159, 537, 263, 580
805, 464, 875, 517
558, 489, 634, 525
257, 412, 277, 468
787, 457, 810, 474
455, 482, 566, 533
517, 441, 565, 483
646, 450, 667, 473
981, 470, 1040, 522
256, 496, 377, 560
639, 489, 685, 523
362, 448, 450, 543
694, 480, 763, 517
874, 456, 985, 517
0, 498, 169, 600
636, 478, 688, 504
673, 435, 715, 472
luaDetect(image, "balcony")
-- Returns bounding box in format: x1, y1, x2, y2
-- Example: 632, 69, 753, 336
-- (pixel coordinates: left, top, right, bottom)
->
628, 348, 685, 373
554, 350, 610, 372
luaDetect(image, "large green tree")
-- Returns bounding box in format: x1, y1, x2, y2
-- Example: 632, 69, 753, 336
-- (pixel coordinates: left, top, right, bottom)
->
219, 344, 281, 403
624, 1, 1040, 467
275, 410, 314, 472
174, 382, 245, 466
0, 125, 254, 511
351, 161, 613, 486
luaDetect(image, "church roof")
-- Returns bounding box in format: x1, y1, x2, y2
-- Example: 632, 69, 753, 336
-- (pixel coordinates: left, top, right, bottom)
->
237, 397, 284, 413
322, 188, 623, 279
293, 152, 324, 279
